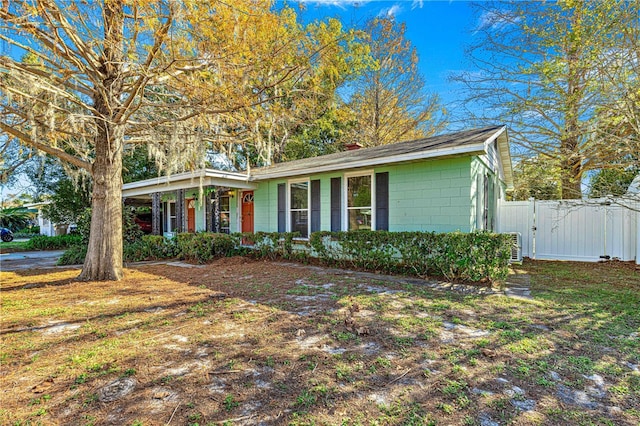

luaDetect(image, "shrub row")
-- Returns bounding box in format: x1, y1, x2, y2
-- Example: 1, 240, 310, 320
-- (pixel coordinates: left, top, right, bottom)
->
26, 234, 83, 250
309, 231, 512, 282
58, 230, 512, 283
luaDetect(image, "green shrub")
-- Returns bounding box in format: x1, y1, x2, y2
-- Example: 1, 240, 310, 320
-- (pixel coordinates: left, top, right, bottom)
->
55, 230, 510, 283
14, 225, 40, 238
310, 230, 511, 283
57, 244, 87, 265
76, 207, 142, 245
123, 235, 178, 262
236, 232, 298, 260
122, 207, 143, 244
26, 234, 83, 250
175, 232, 240, 263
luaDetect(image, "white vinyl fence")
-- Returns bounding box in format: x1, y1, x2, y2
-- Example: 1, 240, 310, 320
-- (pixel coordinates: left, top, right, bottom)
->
497, 198, 639, 263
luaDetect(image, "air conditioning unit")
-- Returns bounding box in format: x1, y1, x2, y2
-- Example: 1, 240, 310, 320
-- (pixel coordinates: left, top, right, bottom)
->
506, 232, 522, 264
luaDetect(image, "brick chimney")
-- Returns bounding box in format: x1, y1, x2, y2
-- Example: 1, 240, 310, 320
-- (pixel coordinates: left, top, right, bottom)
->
345, 142, 362, 151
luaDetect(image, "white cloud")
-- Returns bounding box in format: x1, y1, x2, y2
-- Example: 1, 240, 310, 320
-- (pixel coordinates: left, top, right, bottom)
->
378, 4, 402, 17
295, 0, 369, 8
411, 0, 423, 9
474, 9, 521, 34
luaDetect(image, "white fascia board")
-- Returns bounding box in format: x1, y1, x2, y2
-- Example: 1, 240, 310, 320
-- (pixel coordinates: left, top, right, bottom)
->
495, 131, 514, 190
122, 172, 255, 198
480, 125, 514, 189
250, 143, 487, 181
24, 201, 51, 208
122, 169, 253, 196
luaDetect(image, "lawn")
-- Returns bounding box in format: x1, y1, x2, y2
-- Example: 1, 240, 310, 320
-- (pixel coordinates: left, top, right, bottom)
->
1, 258, 638, 425
0, 240, 30, 253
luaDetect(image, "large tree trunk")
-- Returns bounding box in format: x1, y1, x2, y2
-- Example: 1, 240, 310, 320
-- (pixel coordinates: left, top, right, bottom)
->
78, 128, 124, 281
77, 0, 125, 281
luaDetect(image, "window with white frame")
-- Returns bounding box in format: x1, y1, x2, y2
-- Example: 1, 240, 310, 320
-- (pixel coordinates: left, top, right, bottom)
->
289, 180, 309, 238
164, 201, 177, 232
219, 195, 230, 234
346, 173, 373, 231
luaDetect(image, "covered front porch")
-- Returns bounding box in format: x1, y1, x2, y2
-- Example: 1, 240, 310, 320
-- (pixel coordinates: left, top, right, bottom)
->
122, 169, 257, 237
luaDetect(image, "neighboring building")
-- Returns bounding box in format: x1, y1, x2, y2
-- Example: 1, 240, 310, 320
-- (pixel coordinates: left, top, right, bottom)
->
23, 202, 58, 236
122, 126, 513, 237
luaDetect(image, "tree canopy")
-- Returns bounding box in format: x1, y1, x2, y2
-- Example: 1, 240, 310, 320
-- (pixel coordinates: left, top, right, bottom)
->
454, 0, 640, 199
343, 17, 444, 147
0, 0, 363, 280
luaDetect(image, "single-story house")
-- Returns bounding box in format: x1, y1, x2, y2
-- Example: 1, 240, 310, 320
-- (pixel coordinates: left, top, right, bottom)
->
122, 126, 513, 237
23, 201, 70, 236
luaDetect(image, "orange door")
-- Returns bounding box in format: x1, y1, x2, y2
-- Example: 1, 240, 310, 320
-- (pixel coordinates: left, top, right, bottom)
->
187, 199, 196, 232
241, 191, 254, 233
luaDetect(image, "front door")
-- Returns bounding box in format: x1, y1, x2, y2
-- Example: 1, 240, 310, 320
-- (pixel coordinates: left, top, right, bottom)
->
241, 191, 254, 233
187, 199, 196, 232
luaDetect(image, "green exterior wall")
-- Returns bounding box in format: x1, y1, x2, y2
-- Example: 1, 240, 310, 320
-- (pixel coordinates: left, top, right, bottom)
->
379, 157, 473, 233
136, 155, 507, 235
252, 157, 479, 234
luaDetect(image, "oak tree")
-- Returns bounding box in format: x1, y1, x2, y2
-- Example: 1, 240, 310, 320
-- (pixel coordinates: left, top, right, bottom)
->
0, 0, 340, 280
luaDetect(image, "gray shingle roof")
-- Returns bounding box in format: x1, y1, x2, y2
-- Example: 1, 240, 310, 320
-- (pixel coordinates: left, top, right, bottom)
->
251, 125, 506, 179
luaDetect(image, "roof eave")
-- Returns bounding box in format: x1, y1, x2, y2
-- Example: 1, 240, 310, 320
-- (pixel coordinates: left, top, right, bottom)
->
251, 143, 487, 181
121, 169, 254, 198
495, 127, 514, 190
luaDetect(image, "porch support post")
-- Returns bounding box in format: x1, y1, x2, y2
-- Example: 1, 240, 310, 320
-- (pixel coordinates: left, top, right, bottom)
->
213, 188, 221, 233
205, 187, 215, 232
151, 192, 161, 236
175, 189, 185, 233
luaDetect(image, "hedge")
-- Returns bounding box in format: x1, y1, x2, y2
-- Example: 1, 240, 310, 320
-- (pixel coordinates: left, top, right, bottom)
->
123, 235, 179, 262
26, 234, 83, 250
309, 230, 512, 283
58, 230, 512, 283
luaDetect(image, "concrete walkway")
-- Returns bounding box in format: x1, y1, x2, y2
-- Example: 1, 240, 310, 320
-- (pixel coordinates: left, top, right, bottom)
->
0, 250, 66, 271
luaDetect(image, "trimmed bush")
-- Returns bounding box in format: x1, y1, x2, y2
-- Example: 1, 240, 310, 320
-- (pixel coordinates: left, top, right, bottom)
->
26, 234, 83, 250
310, 230, 512, 283
123, 235, 179, 262
236, 232, 299, 260
59, 230, 511, 283
176, 232, 239, 263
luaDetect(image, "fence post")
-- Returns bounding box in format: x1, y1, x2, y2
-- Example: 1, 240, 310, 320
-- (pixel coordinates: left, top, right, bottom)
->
636, 209, 640, 265
528, 197, 536, 260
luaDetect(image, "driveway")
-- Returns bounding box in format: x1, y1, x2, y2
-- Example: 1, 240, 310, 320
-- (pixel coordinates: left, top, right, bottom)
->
0, 250, 66, 271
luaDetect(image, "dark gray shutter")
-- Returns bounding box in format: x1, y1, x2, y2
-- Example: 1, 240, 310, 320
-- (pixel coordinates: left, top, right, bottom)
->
310, 180, 321, 233
375, 172, 389, 231
330, 177, 341, 232
277, 183, 286, 233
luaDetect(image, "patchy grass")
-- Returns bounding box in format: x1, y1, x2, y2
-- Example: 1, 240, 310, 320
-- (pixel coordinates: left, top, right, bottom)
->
1, 258, 639, 425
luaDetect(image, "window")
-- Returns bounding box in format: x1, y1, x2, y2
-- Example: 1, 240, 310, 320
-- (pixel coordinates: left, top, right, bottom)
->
289, 181, 309, 238
164, 201, 176, 232
219, 195, 230, 234
346, 174, 373, 231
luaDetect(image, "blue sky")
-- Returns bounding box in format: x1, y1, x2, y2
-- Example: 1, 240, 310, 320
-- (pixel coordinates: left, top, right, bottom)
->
1, 1, 480, 201
292, 0, 478, 111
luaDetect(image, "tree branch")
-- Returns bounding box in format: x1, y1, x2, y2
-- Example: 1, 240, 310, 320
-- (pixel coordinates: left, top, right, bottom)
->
0, 123, 92, 171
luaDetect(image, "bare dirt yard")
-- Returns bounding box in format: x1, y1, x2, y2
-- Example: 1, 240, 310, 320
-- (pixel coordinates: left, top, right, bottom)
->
1, 257, 639, 425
